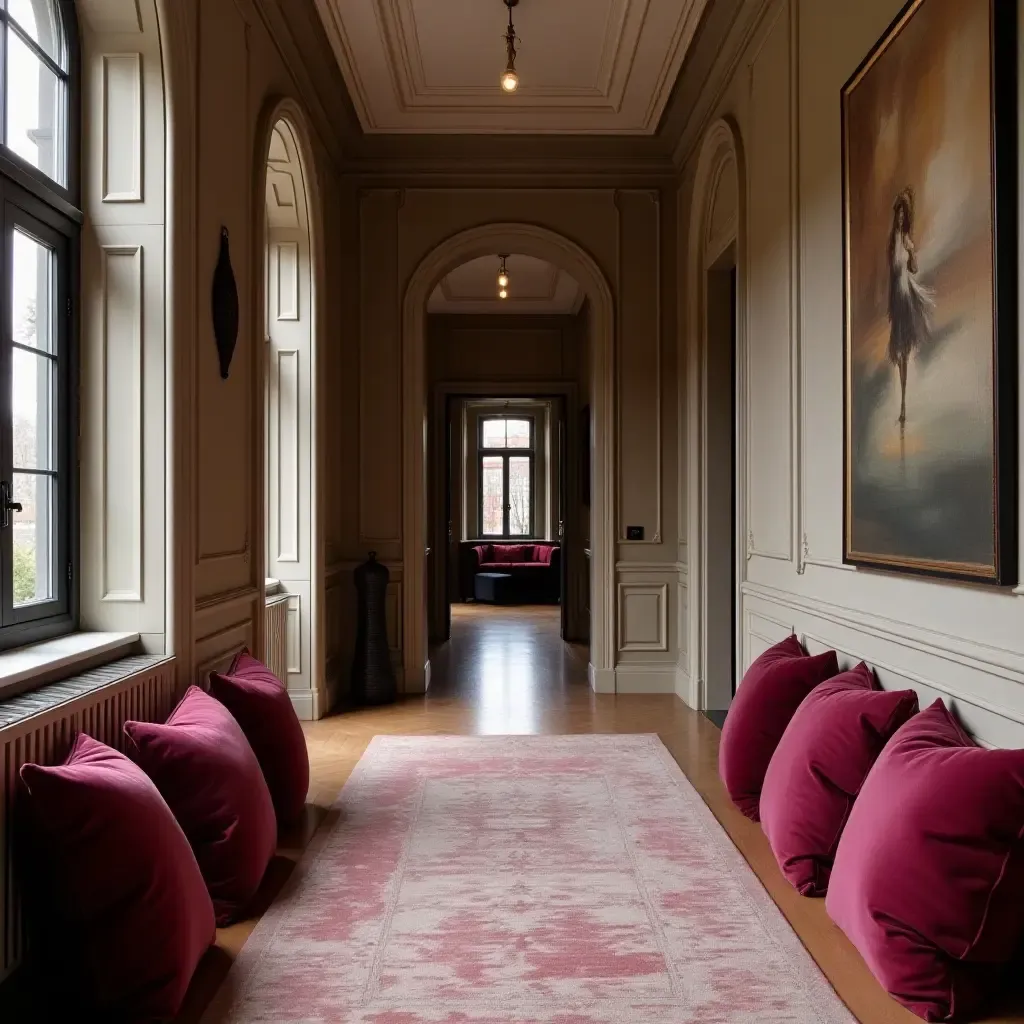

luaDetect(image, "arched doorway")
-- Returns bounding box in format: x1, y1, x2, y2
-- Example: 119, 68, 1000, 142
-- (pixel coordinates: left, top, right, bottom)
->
403, 224, 615, 694
256, 104, 325, 719
685, 117, 746, 713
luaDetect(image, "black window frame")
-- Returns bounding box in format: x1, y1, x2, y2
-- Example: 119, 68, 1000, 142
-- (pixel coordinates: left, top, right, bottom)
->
0, 0, 78, 652
478, 416, 536, 540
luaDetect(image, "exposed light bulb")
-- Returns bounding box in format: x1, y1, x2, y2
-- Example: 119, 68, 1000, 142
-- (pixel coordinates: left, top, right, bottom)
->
499, 288, 508, 299
498, 272, 509, 288
501, 69, 519, 93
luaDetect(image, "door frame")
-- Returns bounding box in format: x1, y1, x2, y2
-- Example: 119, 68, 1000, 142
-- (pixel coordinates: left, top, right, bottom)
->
684, 117, 747, 712
429, 383, 578, 644
405, 224, 615, 695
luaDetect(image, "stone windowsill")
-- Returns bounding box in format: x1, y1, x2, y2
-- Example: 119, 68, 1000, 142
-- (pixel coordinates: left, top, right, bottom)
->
0, 631, 142, 705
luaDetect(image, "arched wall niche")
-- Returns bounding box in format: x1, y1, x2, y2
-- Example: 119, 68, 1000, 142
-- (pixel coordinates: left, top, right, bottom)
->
402, 223, 616, 693
683, 116, 747, 711
252, 97, 327, 719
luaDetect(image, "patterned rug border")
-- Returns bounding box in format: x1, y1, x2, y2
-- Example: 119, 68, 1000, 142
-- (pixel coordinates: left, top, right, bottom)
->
202, 734, 854, 1024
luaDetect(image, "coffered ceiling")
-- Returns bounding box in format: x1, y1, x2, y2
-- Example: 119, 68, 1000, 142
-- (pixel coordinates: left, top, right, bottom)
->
313, 0, 708, 135
428, 255, 583, 315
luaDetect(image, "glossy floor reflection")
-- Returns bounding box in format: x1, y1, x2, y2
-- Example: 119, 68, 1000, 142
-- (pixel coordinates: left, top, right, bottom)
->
428, 604, 588, 733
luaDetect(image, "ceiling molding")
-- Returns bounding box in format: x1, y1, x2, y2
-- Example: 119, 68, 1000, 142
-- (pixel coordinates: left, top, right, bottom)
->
668, 0, 773, 170
251, 0, 362, 168
256, 0, 763, 182
314, 0, 708, 136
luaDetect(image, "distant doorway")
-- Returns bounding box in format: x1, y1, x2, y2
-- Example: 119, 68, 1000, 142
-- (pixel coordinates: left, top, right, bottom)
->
429, 391, 580, 649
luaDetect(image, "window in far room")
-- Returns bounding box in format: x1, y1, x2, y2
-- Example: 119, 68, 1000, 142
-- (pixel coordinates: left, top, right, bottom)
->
479, 416, 534, 539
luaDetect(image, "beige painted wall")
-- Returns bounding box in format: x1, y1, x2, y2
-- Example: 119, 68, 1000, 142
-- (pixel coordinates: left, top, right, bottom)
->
678, 0, 1024, 746
83, 0, 358, 715
358, 189, 681, 693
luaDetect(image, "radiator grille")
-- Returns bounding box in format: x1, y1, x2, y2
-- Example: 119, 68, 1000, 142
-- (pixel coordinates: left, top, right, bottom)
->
265, 594, 289, 684
0, 656, 177, 982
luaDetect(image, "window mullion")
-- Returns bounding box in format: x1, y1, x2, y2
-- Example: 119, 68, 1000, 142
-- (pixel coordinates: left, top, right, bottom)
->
503, 454, 510, 538
0, 192, 14, 626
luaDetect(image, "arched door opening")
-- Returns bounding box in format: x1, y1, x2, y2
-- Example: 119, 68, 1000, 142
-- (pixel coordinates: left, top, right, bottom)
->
261, 114, 321, 719
403, 226, 615, 695
424, 255, 589, 657
686, 118, 746, 715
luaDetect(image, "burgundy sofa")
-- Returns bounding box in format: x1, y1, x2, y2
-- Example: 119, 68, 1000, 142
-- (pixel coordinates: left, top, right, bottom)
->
471, 543, 561, 603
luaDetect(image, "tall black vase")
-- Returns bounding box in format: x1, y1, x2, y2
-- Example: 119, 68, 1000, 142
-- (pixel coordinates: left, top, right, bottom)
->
351, 552, 397, 706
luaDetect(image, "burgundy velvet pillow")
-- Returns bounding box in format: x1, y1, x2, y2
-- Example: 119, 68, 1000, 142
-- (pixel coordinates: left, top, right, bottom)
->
719, 635, 838, 821
760, 662, 918, 896
19, 733, 215, 1020
826, 700, 1024, 1022
125, 686, 277, 925
209, 650, 309, 824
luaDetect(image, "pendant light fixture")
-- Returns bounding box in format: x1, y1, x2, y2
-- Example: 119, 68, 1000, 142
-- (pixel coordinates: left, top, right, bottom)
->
497, 254, 510, 299
500, 0, 520, 93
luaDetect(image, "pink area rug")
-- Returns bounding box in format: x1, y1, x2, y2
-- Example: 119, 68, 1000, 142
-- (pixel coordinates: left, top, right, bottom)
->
203, 735, 855, 1023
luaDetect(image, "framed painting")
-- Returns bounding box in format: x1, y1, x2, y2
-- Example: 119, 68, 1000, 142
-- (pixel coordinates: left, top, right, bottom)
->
842, 0, 1018, 584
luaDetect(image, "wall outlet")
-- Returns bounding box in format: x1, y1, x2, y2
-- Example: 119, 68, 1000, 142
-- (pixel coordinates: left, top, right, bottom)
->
626, 525, 645, 541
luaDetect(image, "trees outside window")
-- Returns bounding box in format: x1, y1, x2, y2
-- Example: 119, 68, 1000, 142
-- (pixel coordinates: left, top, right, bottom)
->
479, 417, 534, 539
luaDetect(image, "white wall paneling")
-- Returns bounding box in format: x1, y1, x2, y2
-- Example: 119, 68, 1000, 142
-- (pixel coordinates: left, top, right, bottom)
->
274, 241, 300, 320
270, 347, 300, 563
79, 1, 168, 648
743, 584, 1024, 750
101, 53, 143, 202
285, 593, 301, 675
100, 245, 144, 602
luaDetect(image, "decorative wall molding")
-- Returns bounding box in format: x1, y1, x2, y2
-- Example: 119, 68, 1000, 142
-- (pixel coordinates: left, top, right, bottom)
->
99, 244, 144, 603
618, 583, 669, 652
101, 53, 143, 203
358, 189, 403, 547
684, 116, 747, 712
272, 347, 300, 563
285, 593, 301, 674
743, 582, 1024, 689
744, 2, 793, 564
615, 189, 663, 544
314, 0, 707, 136
274, 241, 300, 319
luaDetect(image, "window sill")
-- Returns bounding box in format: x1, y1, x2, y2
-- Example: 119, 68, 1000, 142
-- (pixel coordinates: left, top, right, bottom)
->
0, 631, 141, 703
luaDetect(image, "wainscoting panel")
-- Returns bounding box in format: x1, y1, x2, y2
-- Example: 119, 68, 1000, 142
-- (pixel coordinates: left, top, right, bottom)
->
742, 585, 1024, 750
618, 583, 669, 653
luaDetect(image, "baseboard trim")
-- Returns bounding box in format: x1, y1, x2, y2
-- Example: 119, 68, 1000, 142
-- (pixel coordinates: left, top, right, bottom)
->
288, 689, 314, 721
590, 664, 615, 694
614, 664, 677, 694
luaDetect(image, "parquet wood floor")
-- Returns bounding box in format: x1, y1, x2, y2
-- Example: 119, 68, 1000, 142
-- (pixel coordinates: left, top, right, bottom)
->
4, 604, 1021, 1022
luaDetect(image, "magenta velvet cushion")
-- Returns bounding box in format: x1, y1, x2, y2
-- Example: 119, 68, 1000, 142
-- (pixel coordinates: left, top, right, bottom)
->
760, 662, 918, 896
209, 650, 310, 824
826, 700, 1024, 1022
19, 733, 215, 1020
719, 635, 839, 821
125, 686, 277, 925
491, 543, 531, 562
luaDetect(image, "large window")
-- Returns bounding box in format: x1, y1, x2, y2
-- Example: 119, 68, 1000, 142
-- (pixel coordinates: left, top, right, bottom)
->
0, 0, 76, 650
479, 417, 534, 539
